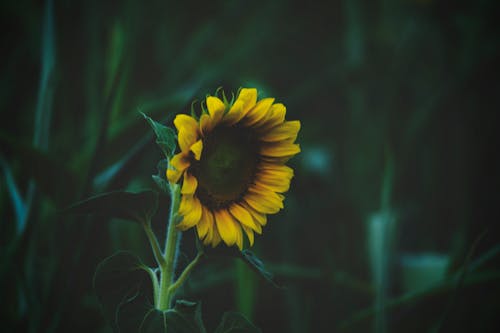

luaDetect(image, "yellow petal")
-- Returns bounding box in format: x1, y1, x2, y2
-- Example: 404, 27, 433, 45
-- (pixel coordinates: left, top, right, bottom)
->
167, 153, 190, 183
255, 176, 291, 193
210, 223, 222, 247
258, 163, 294, 175
243, 98, 274, 126
200, 113, 214, 135
241, 202, 267, 227
167, 168, 182, 184
241, 225, 254, 247
214, 209, 240, 246
177, 196, 202, 231
255, 166, 294, 193
223, 89, 258, 125
197, 206, 213, 240
248, 184, 284, 209
260, 143, 301, 157
237, 88, 258, 111
255, 103, 286, 130
229, 203, 261, 233
235, 225, 244, 250
174, 114, 199, 152
260, 121, 301, 142
190, 139, 203, 160
223, 99, 244, 126
170, 152, 190, 170
244, 192, 281, 214
206, 96, 225, 124
181, 172, 198, 195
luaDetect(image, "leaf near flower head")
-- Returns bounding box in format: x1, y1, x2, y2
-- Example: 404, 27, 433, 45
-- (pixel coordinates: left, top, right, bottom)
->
141, 112, 177, 158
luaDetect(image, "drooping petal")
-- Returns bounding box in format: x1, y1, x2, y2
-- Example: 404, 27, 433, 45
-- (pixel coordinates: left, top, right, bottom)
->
235, 224, 244, 250
174, 114, 199, 152
210, 222, 222, 247
190, 139, 203, 160
214, 209, 240, 246
206, 96, 225, 124
229, 203, 262, 233
177, 196, 202, 231
260, 143, 301, 158
241, 225, 254, 247
260, 121, 301, 142
197, 206, 213, 240
181, 172, 198, 195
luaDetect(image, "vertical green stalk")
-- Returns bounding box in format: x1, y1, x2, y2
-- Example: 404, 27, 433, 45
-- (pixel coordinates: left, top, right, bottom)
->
157, 183, 181, 311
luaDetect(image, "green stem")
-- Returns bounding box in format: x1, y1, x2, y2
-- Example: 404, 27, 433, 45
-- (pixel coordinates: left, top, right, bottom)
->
168, 252, 203, 297
143, 221, 165, 267
157, 183, 181, 311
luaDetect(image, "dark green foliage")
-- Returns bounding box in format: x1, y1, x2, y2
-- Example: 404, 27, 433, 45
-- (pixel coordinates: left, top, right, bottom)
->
214, 312, 261, 333
0, 133, 79, 207
94, 251, 154, 332
202, 245, 279, 288
1, 0, 500, 332
65, 190, 158, 224
94, 252, 212, 333
152, 159, 170, 194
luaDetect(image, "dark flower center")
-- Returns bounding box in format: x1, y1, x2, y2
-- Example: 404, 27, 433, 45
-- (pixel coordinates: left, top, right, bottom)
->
192, 126, 258, 208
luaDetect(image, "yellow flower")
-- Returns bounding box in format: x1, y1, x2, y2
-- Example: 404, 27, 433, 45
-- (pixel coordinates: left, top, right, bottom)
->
167, 88, 300, 250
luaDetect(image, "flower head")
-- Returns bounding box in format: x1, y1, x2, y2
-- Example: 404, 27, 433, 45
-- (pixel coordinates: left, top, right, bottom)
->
167, 88, 300, 250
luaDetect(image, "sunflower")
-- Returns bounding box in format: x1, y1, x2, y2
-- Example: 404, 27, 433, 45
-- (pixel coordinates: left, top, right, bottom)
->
167, 88, 300, 250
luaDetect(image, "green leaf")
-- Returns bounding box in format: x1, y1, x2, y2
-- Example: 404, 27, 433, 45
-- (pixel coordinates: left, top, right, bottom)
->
131, 300, 207, 333
164, 300, 207, 333
214, 312, 261, 333
65, 190, 158, 224
203, 246, 280, 288
141, 112, 177, 158
239, 250, 279, 288
152, 159, 170, 193
94, 252, 208, 333
93, 251, 155, 333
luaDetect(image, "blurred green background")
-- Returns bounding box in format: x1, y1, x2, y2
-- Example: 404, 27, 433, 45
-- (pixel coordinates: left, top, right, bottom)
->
1, 0, 500, 332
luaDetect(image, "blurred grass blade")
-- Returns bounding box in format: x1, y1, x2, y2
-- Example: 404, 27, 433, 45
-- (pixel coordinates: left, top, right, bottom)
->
0, 156, 27, 233
106, 21, 125, 98
11, 0, 57, 235
235, 260, 256, 321
92, 136, 149, 190
0, 133, 80, 206
34, 0, 55, 151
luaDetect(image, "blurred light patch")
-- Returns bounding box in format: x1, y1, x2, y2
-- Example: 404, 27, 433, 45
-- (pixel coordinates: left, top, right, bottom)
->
300, 145, 333, 176
400, 253, 450, 292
